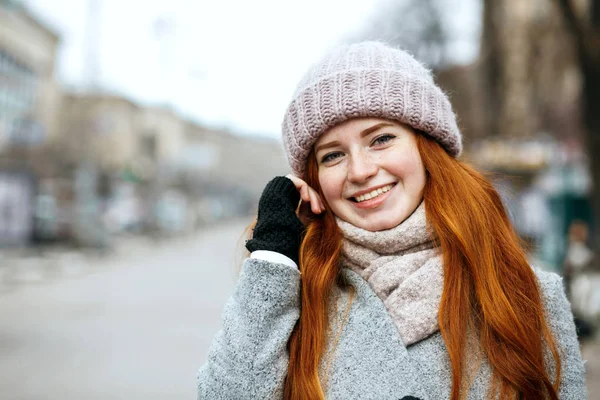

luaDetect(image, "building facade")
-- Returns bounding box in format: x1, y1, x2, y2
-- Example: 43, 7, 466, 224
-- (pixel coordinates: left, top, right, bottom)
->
58, 93, 140, 171
0, 0, 60, 149
0, 1, 60, 246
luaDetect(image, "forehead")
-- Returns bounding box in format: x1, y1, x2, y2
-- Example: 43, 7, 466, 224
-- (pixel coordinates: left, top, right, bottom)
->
314, 117, 409, 147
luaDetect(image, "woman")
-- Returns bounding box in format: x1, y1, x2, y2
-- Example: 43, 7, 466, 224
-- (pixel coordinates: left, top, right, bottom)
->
197, 42, 587, 399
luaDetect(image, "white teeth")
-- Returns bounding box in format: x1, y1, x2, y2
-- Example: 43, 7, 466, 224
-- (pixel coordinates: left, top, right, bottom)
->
354, 184, 394, 203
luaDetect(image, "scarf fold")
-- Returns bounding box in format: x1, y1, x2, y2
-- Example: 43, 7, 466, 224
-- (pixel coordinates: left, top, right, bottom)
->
335, 202, 444, 345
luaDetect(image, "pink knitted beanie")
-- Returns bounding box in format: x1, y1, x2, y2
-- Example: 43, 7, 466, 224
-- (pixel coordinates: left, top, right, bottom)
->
281, 41, 462, 177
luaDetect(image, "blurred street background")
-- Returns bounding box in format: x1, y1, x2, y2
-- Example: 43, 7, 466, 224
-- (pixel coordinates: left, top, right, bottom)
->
1, 0, 600, 398
0, 218, 247, 399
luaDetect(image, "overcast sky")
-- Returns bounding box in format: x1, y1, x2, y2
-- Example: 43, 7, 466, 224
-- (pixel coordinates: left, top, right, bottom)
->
25, 0, 480, 139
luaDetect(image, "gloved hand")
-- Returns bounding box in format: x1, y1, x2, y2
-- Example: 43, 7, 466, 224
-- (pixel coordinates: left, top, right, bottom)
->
245, 176, 305, 265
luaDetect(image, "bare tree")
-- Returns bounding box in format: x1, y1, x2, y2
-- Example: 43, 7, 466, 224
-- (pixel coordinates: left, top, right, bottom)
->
556, 0, 600, 254
479, 0, 503, 137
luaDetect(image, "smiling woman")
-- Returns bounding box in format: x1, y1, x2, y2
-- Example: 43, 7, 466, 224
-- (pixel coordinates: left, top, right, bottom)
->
197, 42, 587, 400
314, 119, 426, 231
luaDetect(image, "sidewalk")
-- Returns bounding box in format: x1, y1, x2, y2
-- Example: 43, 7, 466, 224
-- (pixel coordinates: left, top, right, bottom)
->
0, 217, 252, 291
0, 235, 156, 290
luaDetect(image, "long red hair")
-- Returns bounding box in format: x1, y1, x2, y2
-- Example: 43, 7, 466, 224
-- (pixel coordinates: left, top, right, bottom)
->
248, 131, 562, 399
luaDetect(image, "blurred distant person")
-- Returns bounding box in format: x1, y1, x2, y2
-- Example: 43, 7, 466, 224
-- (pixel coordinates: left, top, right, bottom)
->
565, 220, 599, 339
197, 42, 586, 399
564, 220, 594, 297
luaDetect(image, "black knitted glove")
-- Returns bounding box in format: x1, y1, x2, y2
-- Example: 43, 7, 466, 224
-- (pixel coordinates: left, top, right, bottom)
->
245, 176, 304, 265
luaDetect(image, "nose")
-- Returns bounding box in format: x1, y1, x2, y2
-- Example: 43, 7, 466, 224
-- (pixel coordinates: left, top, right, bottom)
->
347, 151, 378, 183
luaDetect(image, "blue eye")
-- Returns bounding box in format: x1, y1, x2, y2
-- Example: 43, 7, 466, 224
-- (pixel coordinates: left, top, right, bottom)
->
373, 134, 395, 145
321, 152, 343, 163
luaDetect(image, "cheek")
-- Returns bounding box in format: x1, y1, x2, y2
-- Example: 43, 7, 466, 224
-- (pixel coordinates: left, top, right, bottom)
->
387, 149, 424, 183
318, 170, 345, 204
405, 159, 426, 192
406, 157, 426, 183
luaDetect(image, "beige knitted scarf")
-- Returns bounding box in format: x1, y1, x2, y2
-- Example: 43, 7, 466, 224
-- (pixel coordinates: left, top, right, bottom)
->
335, 202, 444, 346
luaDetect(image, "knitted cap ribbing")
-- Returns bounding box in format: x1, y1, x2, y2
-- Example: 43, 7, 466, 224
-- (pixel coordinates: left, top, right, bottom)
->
282, 41, 462, 177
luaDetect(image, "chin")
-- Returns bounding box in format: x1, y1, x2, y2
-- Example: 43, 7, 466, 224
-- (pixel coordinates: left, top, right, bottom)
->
366, 221, 399, 232
347, 205, 418, 231
353, 215, 403, 232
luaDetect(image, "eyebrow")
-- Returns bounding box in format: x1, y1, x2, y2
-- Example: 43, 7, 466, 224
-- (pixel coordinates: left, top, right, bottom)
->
314, 122, 395, 154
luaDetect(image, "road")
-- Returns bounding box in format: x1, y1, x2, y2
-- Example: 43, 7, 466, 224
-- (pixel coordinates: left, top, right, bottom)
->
0, 218, 598, 399
0, 219, 250, 400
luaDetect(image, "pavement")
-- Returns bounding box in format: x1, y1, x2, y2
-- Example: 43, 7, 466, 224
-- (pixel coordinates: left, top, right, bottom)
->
0, 219, 250, 400
0, 218, 599, 398
0, 234, 156, 289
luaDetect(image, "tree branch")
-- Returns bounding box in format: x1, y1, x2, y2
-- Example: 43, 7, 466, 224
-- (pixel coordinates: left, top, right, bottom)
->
556, 0, 590, 55
592, 0, 600, 28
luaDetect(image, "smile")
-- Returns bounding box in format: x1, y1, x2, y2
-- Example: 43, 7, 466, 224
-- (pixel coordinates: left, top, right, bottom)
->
353, 183, 395, 203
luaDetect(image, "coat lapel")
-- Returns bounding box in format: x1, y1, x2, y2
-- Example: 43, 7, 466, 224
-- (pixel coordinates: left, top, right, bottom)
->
322, 268, 429, 399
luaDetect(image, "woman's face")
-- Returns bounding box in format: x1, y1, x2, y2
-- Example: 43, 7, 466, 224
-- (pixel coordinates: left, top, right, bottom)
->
314, 118, 426, 231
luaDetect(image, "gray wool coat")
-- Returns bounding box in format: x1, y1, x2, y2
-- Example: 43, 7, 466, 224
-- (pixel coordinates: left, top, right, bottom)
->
197, 258, 587, 399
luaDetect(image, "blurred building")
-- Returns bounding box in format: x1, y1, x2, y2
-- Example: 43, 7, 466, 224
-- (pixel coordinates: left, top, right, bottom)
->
56, 90, 288, 235
0, 0, 60, 149
0, 0, 60, 246
465, 0, 592, 270
181, 123, 288, 224
58, 93, 140, 171
422, 0, 593, 270
0, 1, 289, 245
183, 123, 288, 199
57, 91, 288, 190
137, 105, 185, 175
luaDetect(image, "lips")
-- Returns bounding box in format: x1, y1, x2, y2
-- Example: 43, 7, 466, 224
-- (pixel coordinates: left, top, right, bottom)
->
350, 183, 396, 203
349, 183, 397, 209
